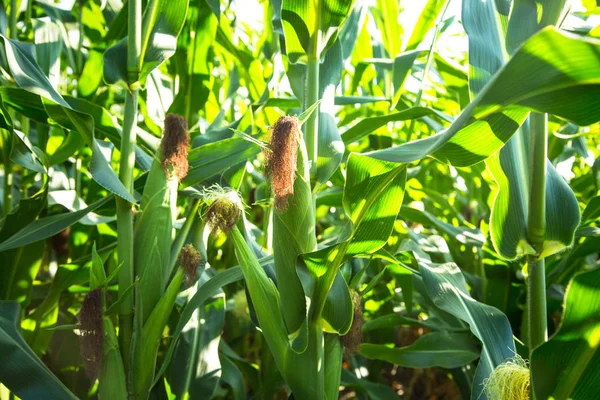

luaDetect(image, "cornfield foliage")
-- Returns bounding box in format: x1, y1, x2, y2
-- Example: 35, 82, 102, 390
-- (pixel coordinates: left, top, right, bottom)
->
0, 0, 599, 399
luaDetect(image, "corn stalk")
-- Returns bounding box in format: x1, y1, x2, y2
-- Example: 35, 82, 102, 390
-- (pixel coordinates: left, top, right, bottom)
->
116, 0, 142, 376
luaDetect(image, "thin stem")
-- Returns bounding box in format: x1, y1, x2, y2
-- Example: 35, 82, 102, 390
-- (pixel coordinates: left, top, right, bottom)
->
527, 113, 547, 249
527, 256, 547, 352
117, 0, 142, 377
526, 112, 548, 353
128, 0, 142, 86
25, 0, 32, 32
9, 0, 17, 39
406, 0, 451, 143
305, 31, 320, 182
77, 3, 84, 75
116, 91, 138, 373
1, 134, 12, 216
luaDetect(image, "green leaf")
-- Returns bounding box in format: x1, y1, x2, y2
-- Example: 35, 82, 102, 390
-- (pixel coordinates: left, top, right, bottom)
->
0, 195, 112, 252
303, 154, 407, 333
99, 318, 128, 400
581, 196, 600, 225
281, 0, 355, 63
183, 136, 262, 188
341, 107, 434, 145
0, 180, 47, 305
134, 269, 184, 398
418, 262, 515, 400
154, 267, 244, 386
0, 35, 136, 203
168, 288, 225, 398
487, 128, 580, 259
463, 0, 580, 260
341, 369, 398, 400
366, 28, 600, 167
103, 0, 189, 86
405, 0, 446, 51
230, 227, 289, 364
531, 268, 600, 399
90, 243, 107, 290
0, 301, 77, 399
360, 331, 480, 368
399, 206, 486, 247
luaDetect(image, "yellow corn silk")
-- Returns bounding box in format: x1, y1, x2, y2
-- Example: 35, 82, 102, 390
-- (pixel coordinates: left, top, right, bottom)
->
483, 356, 530, 400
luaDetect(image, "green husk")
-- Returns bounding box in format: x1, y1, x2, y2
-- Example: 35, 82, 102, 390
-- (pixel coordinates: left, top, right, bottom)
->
134, 114, 188, 322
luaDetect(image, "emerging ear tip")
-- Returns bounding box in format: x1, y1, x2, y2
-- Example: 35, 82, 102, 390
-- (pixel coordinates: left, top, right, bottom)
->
161, 114, 190, 181
179, 244, 202, 284
165, 113, 188, 131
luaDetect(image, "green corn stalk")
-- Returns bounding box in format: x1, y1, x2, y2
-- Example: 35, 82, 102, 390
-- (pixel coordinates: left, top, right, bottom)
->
117, 0, 142, 371
527, 113, 549, 353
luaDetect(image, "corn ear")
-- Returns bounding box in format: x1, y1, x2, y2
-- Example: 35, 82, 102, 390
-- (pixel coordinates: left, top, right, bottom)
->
270, 121, 316, 340
134, 114, 189, 322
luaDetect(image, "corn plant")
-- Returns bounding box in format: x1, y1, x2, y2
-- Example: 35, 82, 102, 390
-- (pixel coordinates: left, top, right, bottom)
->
0, 0, 599, 399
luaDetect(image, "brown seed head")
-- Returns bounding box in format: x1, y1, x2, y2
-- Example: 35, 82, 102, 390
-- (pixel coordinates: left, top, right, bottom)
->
161, 114, 189, 181
178, 244, 202, 284
78, 288, 103, 380
206, 189, 244, 234
341, 290, 364, 358
265, 116, 300, 212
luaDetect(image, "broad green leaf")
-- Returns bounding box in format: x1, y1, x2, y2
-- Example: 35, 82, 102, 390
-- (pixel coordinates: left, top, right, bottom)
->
390, 49, 423, 108
230, 227, 289, 372
0, 179, 47, 306
366, 28, 600, 167
103, 0, 189, 87
0, 195, 112, 252
0, 301, 77, 399
78, 50, 104, 97
287, 39, 345, 183
581, 196, 600, 225
531, 268, 600, 399
487, 128, 580, 259
33, 19, 62, 85
10, 130, 46, 174
167, 272, 225, 398
405, 0, 446, 51
360, 331, 480, 368
419, 262, 515, 400
281, 0, 355, 63
464, 0, 580, 260
154, 267, 244, 386
302, 154, 407, 333
183, 136, 262, 188
341, 107, 434, 145
134, 268, 185, 398
168, 3, 218, 125
48, 190, 115, 225
340, 369, 398, 400
372, 0, 401, 57
0, 87, 156, 168
399, 206, 486, 247
0, 35, 136, 202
